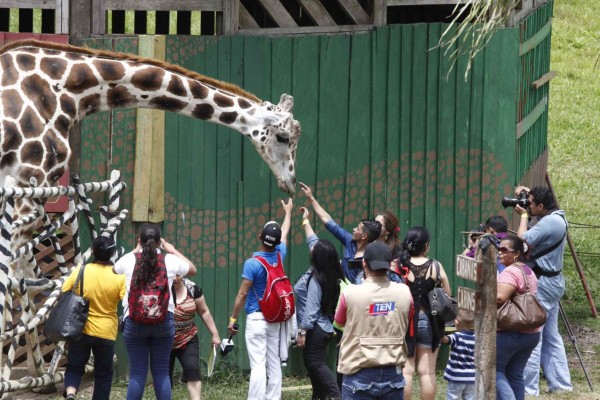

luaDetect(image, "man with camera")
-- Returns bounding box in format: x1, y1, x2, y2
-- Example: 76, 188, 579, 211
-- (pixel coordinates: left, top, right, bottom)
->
512, 185, 572, 395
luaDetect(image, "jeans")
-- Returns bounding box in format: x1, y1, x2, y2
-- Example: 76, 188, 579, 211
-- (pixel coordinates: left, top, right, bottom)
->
246, 312, 282, 400
64, 334, 115, 400
123, 313, 175, 400
523, 299, 573, 395
342, 366, 404, 400
496, 330, 540, 400
416, 311, 433, 348
446, 382, 475, 400
303, 325, 341, 399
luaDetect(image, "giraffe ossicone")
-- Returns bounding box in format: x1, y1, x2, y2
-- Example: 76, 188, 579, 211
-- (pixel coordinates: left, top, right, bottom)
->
0, 39, 301, 195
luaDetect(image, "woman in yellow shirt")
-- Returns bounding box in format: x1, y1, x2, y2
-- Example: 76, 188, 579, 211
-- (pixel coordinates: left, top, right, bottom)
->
62, 237, 126, 400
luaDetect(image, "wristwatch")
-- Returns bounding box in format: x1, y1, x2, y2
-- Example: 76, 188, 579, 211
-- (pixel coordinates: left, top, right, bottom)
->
298, 329, 307, 336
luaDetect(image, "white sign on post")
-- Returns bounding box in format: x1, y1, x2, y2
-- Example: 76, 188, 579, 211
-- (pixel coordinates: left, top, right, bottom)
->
457, 286, 479, 312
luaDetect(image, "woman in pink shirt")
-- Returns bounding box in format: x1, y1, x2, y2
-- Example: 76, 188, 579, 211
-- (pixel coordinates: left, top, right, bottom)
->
496, 235, 542, 400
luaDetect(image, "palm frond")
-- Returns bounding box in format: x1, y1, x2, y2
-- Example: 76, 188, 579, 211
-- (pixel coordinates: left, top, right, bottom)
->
438, 0, 520, 80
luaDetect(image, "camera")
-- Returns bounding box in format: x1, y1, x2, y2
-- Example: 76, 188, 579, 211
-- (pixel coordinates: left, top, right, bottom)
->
501, 190, 530, 208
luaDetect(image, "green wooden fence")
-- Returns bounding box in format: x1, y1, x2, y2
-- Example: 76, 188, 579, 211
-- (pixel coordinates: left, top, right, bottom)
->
79, 16, 544, 375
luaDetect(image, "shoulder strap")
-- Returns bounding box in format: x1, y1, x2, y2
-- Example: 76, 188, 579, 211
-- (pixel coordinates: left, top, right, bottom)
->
429, 260, 442, 286
252, 252, 282, 301
512, 264, 530, 292
73, 264, 86, 296
530, 212, 567, 260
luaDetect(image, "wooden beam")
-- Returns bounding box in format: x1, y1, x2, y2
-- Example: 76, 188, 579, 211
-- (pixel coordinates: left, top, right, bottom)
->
103, 0, 223, 12
519, 18, 552, 55
516, 96, 547, 139
91, 0, 107, 35
69, 0, 89, 43
335, 0, 371, 25
222, 0, 239, 34
530, 70, 557, 90
298, 0, 336, 26
239, 24, 374, 36
255, 0, 298, 27
239, 3, 260, 29
1, 0, 57, 8
132, 36, 165, 222
387, 0, 470, 5
372, 0, 387, 26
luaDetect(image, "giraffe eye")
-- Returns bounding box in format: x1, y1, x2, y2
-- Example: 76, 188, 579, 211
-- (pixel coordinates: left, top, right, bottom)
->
275, 134, 289, 144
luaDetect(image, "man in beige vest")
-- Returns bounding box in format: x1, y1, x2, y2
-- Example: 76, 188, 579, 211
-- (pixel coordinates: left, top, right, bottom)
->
334, 241, 413, 399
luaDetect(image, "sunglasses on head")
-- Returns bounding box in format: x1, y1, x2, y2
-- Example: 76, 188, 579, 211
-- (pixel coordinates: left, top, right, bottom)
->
498, 246, 516, 254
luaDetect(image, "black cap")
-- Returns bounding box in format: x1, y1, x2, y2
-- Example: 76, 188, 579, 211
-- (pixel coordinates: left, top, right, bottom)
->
364, 241, 392, 271
261, 221, 282, 247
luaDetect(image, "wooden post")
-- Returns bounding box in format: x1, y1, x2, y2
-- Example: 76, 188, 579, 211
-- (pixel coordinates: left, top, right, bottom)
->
372, 0, 387, 26
474, 239, 497, 398
223, 0, 239, 35
91, 0, 106, 35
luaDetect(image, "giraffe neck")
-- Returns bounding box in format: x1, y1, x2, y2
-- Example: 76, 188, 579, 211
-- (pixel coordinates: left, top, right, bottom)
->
0, 41, 299, 193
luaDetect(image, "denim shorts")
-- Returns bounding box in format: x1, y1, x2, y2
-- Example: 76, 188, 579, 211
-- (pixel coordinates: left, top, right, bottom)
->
416, 311, 433, 348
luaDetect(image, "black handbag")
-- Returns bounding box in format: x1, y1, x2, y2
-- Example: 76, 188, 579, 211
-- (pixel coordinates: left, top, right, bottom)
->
428, 261, 457, 323
45, 265, 89, 342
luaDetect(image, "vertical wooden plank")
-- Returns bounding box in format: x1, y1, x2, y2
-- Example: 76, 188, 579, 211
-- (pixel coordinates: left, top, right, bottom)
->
317, 35, 351, 233
409, 24, 428, 225
386, 25, 402, 219
227, 35, 245, 344
371, 27, 389, 216
398, 25, 413, 233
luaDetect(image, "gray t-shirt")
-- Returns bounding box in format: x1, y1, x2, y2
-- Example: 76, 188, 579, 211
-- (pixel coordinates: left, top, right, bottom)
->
523, 210, 567, 302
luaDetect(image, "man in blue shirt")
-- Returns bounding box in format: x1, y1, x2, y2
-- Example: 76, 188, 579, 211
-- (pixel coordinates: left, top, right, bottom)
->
228, 198, 293, 400
514, 185, 572, 395
299, 182, 381, 283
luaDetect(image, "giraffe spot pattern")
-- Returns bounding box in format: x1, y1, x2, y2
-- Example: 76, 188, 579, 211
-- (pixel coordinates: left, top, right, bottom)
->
219, 111, 238, 125
93, 60, 125, 81
2, 89, 24, 119
65, 52, 84, 60
238, 98, 252, 109
79, 94, 101, 116
131, 68, 165, 92
107, 85, 135, 108
16, 54, 36, 71
41, 57, 67, 80
0, 54, 17, 86
213, 93, 234, 108
21, 141, 44, 166
167, 75, 187, 97
192, 104, 214, 120
54, 116, 70, 137
22, 75, 57, 122
19, 166, 45, 186
60, 94, 76, 118
0, 152, 16, 169
189, 80, 209, 99
149, 96, 187, 112
65, 63, 99, 94
2, 121, 22, 152
21, 107, 44, 138
43, 131, 68, 170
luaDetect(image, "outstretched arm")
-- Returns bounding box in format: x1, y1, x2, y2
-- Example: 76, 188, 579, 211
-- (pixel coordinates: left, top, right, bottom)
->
161, 238, 197, 276
300, 182, 332, 225
280, 198, 293, 246
228, 278, 252, 336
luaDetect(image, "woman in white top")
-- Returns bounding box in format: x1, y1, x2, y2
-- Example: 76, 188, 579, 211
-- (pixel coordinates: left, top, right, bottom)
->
114, 223, 196, 400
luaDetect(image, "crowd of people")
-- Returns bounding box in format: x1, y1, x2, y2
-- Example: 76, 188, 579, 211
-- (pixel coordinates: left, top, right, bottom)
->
59, 183, 572, 400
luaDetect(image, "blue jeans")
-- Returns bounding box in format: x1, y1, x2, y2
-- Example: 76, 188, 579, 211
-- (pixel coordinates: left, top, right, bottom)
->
64, 334, 115, 400
342, 366, 404, 400
446, 381, 475, 400
496, 331, 540, 400
523, 299, 573, 395
123, 313, 175, 400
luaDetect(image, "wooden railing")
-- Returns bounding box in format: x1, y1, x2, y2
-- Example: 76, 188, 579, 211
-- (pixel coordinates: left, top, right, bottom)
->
0, 0, 69, 34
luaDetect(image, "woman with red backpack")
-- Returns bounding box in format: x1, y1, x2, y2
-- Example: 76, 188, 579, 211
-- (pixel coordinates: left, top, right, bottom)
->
114, 224, 196, 400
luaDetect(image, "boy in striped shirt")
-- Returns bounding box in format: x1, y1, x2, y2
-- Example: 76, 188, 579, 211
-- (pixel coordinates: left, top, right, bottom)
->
441, 309, 475, 400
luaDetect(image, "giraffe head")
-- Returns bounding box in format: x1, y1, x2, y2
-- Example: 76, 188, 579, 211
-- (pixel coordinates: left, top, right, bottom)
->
252, 94, 300, 195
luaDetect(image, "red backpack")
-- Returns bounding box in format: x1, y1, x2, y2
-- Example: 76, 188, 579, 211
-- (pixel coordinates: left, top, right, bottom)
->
254, 252, 295, 323
128, 253, 171, 324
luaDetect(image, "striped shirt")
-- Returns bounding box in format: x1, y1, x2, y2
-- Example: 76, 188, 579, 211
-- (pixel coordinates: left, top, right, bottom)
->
443, 331, 475, 383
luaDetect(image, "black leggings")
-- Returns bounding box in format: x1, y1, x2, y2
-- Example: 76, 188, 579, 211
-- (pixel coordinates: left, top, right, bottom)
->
169, 335, 201, 385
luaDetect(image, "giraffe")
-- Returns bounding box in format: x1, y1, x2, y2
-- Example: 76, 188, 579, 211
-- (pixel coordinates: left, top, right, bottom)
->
0, 39, 301, 385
